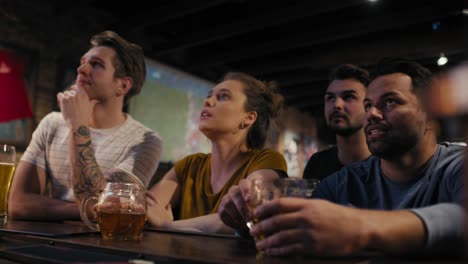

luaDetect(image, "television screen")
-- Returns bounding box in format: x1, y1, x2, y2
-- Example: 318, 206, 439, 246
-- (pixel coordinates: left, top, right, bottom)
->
128, 59, 213, 162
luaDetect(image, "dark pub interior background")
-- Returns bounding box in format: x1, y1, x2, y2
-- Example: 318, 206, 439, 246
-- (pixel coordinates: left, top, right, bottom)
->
1, 0, 466, 177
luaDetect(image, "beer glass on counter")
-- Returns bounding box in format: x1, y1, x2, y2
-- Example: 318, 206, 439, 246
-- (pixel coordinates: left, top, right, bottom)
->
0, 144, 16, 226
81, 182, 146, 240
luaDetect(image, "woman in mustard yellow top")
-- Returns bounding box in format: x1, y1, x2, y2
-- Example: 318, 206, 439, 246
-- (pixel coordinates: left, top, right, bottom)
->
146, 72, 287, 233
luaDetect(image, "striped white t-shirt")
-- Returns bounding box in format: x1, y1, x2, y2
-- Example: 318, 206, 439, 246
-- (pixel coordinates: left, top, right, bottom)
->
21, 112, 162, 202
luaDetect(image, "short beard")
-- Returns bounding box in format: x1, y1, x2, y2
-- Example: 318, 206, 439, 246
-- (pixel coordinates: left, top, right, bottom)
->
367, 134, 418, 160
330, 124, 363, 137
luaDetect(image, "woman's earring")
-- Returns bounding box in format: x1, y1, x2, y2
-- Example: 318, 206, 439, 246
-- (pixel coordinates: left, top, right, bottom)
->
241, 122, 247, 129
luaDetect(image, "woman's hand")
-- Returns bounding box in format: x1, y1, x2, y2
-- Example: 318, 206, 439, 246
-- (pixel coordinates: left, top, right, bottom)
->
218, 179, 252, 231
146, 191, 174, 227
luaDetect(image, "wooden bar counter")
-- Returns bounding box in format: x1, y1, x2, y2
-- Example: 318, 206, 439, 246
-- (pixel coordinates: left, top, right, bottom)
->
0, 220, 465, 264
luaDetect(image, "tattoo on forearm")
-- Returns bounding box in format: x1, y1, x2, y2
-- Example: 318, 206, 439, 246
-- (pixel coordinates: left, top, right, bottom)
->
72, 127, 106, 201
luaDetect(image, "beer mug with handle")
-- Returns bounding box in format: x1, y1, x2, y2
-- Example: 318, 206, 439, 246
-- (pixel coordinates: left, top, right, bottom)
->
81, 182, 147, 240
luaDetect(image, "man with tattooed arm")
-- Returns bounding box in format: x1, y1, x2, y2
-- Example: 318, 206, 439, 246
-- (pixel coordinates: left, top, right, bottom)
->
8, 31, 162, 220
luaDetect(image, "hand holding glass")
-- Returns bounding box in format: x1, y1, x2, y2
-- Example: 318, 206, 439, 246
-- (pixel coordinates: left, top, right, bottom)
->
246, 177, 320, 230
246, 178, 281, 229
0, 145, 15, 226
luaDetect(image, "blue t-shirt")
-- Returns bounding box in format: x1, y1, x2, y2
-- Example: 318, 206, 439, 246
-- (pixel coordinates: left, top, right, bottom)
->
312, 142, 465, 252
313, 142, 464, 208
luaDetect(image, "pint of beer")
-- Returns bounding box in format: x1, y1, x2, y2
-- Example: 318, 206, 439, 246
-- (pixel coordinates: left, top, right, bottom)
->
0, 145, 16, 226
98, 210, 146, 240
81, 182, 146, 240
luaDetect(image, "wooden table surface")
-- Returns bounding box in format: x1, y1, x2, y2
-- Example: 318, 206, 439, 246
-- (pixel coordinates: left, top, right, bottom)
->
0, 220, 465, 264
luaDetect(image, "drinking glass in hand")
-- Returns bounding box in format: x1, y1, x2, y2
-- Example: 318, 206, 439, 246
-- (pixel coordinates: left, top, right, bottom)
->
246, 177, 281, 236
0, 145, 16, 226
246, 178, 282, 259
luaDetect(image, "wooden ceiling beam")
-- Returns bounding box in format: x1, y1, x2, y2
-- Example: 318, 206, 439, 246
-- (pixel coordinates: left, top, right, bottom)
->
115, 0, 232, 33
151, 0, 367, 55
240, 24, 465, 75
192, 3, 463, 67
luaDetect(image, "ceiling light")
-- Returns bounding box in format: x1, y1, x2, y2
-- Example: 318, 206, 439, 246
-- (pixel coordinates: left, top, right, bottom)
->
463, 9, 468, 16
368, 0, 378, 2
437, 53, 448, 66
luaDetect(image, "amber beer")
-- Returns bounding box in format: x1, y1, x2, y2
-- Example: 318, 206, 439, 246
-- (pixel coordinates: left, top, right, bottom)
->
247, 178, 281, 241
81, 182, 147, 240
248, 203, 265, 241
0, 162, 15, 225
98, 211, 146, 240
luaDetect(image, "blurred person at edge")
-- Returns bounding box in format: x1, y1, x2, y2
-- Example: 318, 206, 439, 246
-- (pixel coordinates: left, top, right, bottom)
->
219, 58, 465, 257
427, 63, 468, 257
303, 64, 371, 181
8, 31, 162, 220
145, 72, 287, 233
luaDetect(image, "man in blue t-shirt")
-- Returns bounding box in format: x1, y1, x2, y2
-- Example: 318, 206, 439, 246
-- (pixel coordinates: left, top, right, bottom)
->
218, 58, 465, 257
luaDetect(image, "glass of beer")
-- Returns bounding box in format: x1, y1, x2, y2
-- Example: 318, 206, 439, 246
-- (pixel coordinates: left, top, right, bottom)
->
81, 182, 146, 240
246, 177, 319, 230
0, 145, 16, 226
0, 144, 16, 226
246, 177, 281, 235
